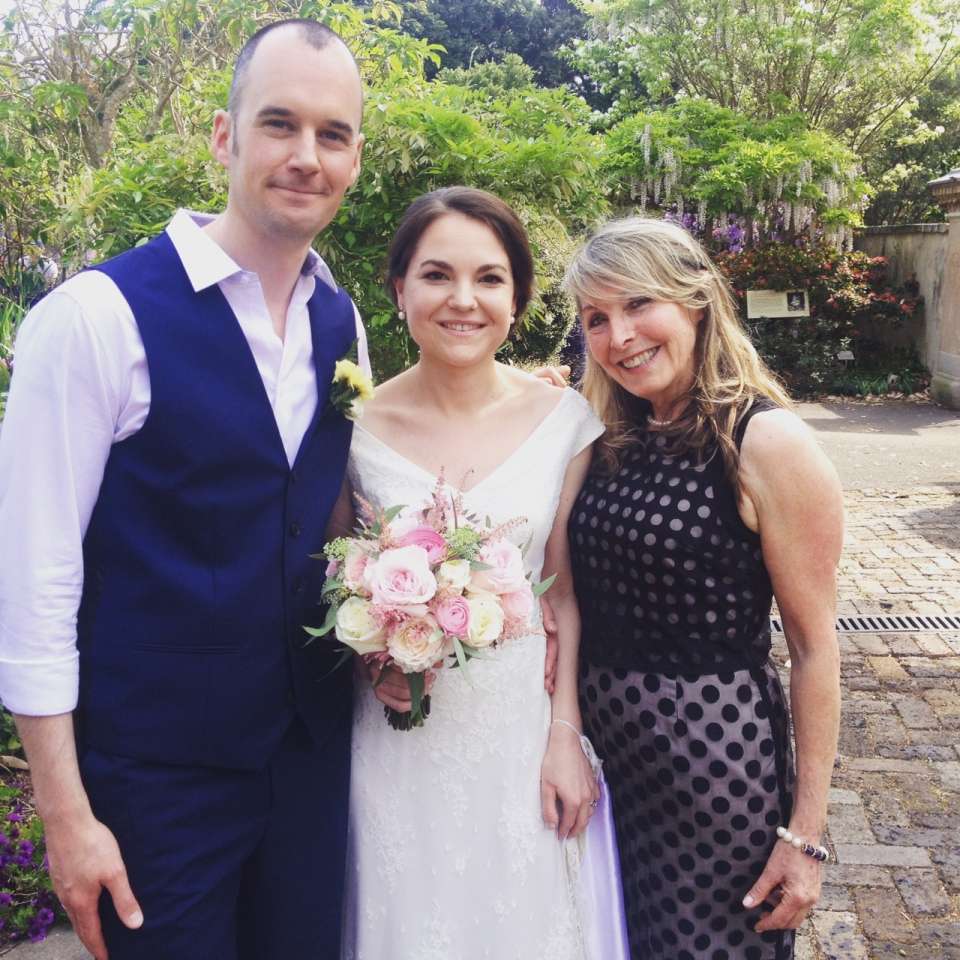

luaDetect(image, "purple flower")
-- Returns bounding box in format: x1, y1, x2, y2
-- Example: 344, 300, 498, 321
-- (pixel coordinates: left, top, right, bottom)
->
18, 840, 33, 857
0, 892, 12, 906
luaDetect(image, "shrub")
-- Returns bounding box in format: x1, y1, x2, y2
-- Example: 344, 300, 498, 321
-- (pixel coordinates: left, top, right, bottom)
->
0, 777, 63, 945
0, 296, 25, 423
713, 243, 923, 396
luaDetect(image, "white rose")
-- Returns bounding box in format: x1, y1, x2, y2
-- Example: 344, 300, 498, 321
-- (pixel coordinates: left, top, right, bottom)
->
388, 614, 446, 673
335, 597, 387, 655
363, 545, 438, 607
437, 559, 472, 592
466, 591, 505, 649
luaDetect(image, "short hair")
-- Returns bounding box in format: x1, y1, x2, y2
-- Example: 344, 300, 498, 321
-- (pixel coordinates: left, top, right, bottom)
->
386, 187, 535, 319
228, 19, 351, 117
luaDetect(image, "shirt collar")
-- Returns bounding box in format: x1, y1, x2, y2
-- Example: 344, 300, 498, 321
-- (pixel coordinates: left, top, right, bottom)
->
165, 209, 338, 293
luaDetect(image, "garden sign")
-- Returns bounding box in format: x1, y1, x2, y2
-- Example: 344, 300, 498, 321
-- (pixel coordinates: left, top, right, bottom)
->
746, 289, 810, 319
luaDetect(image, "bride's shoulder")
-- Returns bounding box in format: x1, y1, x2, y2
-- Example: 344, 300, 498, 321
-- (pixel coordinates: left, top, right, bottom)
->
356, 370, 416, 433
499, 364, 569, 413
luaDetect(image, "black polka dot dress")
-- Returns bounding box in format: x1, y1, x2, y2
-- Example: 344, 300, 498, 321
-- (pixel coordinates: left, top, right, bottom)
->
569, 402, 795, 960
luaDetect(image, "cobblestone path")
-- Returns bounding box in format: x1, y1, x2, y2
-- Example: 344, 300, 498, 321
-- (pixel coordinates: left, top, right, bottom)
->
790, 485, 960, 959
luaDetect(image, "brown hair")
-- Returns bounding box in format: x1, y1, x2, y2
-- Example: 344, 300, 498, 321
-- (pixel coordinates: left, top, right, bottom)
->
564, 216, 792, 487
386, 187, 534, 319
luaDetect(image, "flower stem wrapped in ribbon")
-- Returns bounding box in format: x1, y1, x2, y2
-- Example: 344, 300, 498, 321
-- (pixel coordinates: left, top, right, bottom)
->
305, 478, 555, 730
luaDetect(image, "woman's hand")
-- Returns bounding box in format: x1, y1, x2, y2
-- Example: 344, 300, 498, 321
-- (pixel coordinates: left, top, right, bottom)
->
540, 722, 599, 840
743, 838, 822, 931
363, 659, 436, 712
531, 364, 570, 388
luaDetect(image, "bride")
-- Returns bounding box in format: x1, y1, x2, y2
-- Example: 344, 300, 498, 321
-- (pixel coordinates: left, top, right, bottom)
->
337, 187, 605, 959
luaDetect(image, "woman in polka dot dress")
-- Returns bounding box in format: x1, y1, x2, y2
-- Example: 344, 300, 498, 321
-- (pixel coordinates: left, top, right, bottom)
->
564, 218, 843, 960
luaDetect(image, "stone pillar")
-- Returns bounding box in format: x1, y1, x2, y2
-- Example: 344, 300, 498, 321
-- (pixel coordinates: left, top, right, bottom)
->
929, 170, 960, 409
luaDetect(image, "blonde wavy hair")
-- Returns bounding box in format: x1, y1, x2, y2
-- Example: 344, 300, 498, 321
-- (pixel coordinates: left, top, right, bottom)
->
564, 217, 792, 487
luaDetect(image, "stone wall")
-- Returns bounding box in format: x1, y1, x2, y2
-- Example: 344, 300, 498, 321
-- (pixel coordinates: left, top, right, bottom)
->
856, 224, 948, 372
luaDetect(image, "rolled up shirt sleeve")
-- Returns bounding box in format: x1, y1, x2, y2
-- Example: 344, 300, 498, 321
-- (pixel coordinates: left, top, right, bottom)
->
0, 275, 134, 715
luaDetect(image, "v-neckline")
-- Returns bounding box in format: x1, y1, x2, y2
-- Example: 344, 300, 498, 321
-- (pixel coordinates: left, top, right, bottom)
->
353, 388, 573, 496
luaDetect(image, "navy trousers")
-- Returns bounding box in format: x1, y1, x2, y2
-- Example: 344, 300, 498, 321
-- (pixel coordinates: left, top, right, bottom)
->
80, 717, 351, 960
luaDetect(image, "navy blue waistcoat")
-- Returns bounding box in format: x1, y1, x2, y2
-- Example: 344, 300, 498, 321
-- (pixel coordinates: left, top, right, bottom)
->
77, 232, 355, 770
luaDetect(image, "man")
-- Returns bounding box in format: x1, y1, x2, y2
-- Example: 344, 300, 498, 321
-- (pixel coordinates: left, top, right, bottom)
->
0, 19, 365, 960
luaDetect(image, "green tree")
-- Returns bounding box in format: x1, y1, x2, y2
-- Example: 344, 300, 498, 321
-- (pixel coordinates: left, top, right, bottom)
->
0, 0, 441, 278
602, 100, 867, 246
864, 66, 960, 224
583, 0, 960, 153
3, 1, 605, 376
391, 0, 588, 87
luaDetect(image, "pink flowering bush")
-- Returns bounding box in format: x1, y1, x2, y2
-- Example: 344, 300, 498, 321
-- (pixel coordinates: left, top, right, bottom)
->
714, 242, 926, 396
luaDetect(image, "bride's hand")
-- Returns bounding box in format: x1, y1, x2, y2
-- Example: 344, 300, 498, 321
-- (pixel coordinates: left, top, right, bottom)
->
365, 660, 437, 712
540, 723, 600, 840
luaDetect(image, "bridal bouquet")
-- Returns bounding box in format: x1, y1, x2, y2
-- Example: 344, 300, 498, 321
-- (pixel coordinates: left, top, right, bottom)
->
306, 479, 554, 730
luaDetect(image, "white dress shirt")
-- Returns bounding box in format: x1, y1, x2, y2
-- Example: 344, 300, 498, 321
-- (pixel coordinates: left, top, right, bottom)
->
0, 210, 370, 715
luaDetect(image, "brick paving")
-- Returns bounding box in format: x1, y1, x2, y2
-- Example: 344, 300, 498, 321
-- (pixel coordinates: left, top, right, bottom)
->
787, 484, 960, 959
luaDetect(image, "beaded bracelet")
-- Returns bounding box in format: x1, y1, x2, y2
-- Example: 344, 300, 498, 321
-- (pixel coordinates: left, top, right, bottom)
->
776, 826, 830, 862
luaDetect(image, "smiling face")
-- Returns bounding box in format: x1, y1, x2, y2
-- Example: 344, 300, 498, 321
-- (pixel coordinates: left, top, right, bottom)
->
394, 212, 516, 367
212, 27, 364, 245
580, 290, 702, 415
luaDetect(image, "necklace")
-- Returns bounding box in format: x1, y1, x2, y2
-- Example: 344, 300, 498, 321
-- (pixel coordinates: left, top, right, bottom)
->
647, 416, 674, 428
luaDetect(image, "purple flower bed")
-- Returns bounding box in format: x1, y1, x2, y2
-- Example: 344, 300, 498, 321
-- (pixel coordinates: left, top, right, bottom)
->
0, 776, 64, 944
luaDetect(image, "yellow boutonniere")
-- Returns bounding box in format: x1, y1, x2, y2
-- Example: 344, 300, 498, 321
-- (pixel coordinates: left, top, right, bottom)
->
331, 347, 374, 421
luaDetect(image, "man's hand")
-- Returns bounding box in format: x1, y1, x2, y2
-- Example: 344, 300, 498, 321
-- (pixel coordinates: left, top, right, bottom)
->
12, 714, 142, 960
45, 813, 143, 960
531, 364, 570, 388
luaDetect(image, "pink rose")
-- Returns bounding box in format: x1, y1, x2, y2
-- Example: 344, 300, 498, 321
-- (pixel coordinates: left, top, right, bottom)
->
500, 587, 534, 623
364, 545, 437, 607
434, 595, 471, 637
325, 559, 340, 578
343, 545, 371, 593
471, 539, 527, 595
397, 525, 446, 564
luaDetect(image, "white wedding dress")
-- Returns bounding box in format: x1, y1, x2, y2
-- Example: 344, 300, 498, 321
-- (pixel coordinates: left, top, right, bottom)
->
341, 387, 604, 960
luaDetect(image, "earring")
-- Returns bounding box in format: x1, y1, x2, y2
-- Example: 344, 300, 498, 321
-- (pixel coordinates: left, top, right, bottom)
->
398, 307, 406, 321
